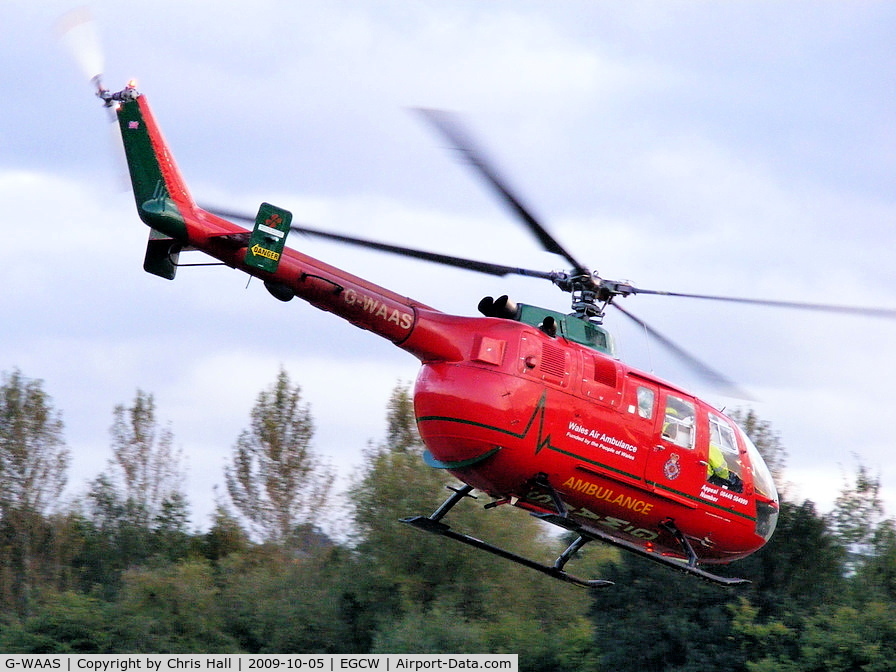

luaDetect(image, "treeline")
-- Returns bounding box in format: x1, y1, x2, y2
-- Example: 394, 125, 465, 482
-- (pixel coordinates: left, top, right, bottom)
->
0, 368, 895, 671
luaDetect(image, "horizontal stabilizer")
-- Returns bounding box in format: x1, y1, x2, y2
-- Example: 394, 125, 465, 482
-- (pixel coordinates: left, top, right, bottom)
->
245, 202, 292, 273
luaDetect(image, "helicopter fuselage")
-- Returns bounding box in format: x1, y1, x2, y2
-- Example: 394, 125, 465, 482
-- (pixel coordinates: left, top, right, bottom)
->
411, 317, 779, 564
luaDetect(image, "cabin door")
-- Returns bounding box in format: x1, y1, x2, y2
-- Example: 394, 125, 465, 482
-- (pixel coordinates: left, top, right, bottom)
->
643, 391, 704, 506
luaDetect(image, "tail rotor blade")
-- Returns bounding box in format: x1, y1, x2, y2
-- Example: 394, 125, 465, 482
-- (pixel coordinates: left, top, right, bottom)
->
56, 6, 105, 86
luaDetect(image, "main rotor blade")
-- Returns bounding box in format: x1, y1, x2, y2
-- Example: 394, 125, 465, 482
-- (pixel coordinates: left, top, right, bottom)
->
612, 303, 754, 401
416, 108, 589, 275
207, 207, 556, 279
290, 225, 558, 278
630, 287, 896, 320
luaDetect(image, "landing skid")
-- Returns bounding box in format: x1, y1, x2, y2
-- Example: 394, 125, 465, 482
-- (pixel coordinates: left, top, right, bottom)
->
401, 484, 613, 589
402, 482, 750, 588
537, 513, 750, 587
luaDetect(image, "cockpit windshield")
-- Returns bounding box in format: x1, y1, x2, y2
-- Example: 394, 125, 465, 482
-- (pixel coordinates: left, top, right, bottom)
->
737, 426, 778, 502
736, 424, 779, 541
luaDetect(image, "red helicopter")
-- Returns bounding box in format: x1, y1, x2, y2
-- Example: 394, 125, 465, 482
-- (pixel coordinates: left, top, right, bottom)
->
94, 79, 896, 588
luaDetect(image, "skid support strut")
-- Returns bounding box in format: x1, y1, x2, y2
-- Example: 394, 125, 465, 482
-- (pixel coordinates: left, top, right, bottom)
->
401, 483, 613, 589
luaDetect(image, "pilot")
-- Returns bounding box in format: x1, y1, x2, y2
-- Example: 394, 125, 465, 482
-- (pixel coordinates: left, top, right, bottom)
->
706, 443, 744, 492
707, 443, 730, 482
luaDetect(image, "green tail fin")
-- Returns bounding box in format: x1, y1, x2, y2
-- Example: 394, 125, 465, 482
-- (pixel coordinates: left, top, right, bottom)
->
115, 88, 193, 241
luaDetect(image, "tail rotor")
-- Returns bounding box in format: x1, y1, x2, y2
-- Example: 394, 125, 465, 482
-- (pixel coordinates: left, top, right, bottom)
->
56, 7, 107, 98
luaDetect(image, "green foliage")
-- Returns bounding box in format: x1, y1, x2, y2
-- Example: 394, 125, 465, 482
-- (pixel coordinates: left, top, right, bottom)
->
726, 470, 896, 672
72, 391, 194, 597
0, 591, 114, 653
590, 493, 855, 672
589, 408, 853, 671
800, 603, 896, 672
201, 505, 251, 562
371, 606, 488, 654
737, 498, 846, 617
857, 518, 896, 601
215, 545, 359, 653
730, 598, 800, 672
829, 463, 887, 582
733, 599, 896, 672
590, 557, 744, 672
830, 464, 885, 548
112, 559, 237, 652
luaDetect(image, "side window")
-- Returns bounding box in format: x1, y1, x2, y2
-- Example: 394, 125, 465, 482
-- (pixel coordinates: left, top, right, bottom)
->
706, 414, 744, 492
661, 395, 696, 449
636, 386, 655, 419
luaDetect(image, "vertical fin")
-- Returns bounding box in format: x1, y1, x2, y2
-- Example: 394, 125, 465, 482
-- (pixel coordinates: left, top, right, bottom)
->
115, 88, 194, 241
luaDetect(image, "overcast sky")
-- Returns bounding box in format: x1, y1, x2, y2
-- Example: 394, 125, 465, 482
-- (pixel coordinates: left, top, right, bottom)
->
3, 1, 895, 531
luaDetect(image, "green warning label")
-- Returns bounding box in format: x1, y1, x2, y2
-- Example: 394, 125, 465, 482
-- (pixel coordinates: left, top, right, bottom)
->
245, 202, 292, 273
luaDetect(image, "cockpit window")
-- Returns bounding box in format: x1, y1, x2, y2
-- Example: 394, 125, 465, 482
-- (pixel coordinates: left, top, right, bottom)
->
706, 414, 744, 492
661, 395, 695, 449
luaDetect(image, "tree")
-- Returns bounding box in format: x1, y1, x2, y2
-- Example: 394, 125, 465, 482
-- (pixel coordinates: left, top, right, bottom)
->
0, 369, 70, 613
379, 382, 418, 452
224, 368, 333, 545
857, 517, 896, 601
732, 600, 896, 671
828, 462, 885, 574
216, 546, 357, 653
0, 591, 115, 653
729, 408, 787, 489
590, 555, 748, 672
730, 598, 800, 672
111, 559, 237, 652
740, 498, 845, 618
201, 504, 250, 563
0, 370, 69, 517
797, 602, 896, 672
347, 381, 461, 613
106, 390, 185, 528
78, 392, 190, 589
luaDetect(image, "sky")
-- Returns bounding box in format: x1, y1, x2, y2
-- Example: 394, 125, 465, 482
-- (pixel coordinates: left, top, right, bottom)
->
2, 1, 895, 532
